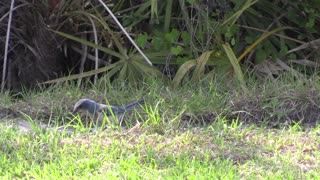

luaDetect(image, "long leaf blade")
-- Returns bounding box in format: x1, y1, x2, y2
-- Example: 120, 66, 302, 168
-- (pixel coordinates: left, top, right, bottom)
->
49, 29, 123, 58
222, 43, 248, 93
172, 60, 197, 89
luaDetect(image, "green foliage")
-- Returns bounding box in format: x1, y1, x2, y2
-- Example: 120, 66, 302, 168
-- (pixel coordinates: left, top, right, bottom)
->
238, 27, 292, 62
171, 50, 224, 89
3, 0, 319, 88
135, 28, 193, 65
135, 33, 148, 49
222, 43, 247, 93
225, 0, 320, 65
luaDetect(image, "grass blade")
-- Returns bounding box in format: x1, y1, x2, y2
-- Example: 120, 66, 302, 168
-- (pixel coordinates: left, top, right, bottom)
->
222, 43, 248, 93
191, 51, 213, 82
172, 60, 197, 89
41, 62, 118, 84
238, 27, 291, 62
49, 29, 123, 58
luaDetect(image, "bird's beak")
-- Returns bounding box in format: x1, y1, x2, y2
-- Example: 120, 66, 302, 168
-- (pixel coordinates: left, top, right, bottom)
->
72, 107, 79, 114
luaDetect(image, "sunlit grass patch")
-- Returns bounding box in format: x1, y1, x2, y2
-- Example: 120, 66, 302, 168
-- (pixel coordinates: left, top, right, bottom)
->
0, 74, 320, 178
1, 118, 320, 178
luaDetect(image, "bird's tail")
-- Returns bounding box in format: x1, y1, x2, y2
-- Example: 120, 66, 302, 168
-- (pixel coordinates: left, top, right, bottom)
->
123, 98, 144, 111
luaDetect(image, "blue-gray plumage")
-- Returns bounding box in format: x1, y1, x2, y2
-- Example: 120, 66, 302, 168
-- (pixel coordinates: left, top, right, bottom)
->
72, 98, 144, 116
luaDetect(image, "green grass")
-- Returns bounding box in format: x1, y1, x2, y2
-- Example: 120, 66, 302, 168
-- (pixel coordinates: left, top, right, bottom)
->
0, 74, 320, 179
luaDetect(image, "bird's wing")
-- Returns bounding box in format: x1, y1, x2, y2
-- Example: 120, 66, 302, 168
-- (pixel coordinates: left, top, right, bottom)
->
99, 104, 125, 116
96, 98, 144, 116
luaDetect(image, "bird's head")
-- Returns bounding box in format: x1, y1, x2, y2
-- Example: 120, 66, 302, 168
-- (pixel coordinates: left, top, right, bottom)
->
72, 99, 101, 114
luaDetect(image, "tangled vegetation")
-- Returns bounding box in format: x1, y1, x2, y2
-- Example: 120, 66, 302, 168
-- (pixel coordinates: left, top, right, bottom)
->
0, 0, 319, 89
0, 1, 319, 178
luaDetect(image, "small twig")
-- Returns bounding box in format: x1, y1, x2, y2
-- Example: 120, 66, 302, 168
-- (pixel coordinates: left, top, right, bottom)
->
126, 121, 141, 134
71, 46, 108, 65
88, 16, 99, 84
287, 38, 320, 54
0, 3, 28, 23
276, 58, 303, 78
77, 33, 88, 86
96, 0, 152, 66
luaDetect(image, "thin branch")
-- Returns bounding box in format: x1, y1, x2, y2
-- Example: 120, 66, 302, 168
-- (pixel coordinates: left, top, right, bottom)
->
2, 0, 15, 92
0, 3, 29, 23
88, 16, 99, 84
96, 0, 153, 66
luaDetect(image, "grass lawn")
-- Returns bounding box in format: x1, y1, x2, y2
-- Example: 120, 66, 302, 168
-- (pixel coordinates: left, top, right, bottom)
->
0, 75, 319, 179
